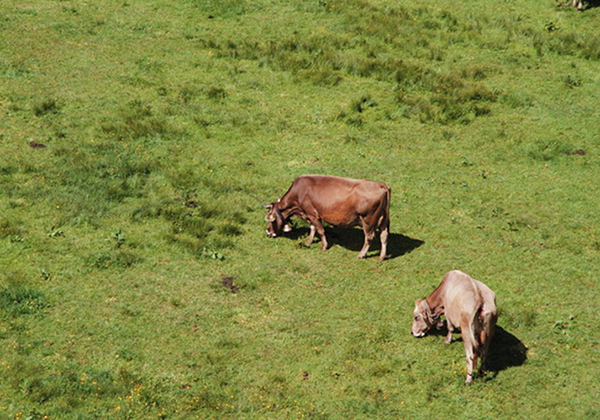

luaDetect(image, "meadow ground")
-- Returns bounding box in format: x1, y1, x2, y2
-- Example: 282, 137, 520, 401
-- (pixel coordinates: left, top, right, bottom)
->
1, 0, 599, 418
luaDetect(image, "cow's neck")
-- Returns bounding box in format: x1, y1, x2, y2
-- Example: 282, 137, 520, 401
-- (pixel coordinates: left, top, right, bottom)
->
277, 194, 300, 219
425, 283, 446, 318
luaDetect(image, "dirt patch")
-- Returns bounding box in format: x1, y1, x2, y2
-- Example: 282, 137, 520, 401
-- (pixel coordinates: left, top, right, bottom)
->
564, 149, 586, 155
28, 141, 47, 148
221, 277, 239, 293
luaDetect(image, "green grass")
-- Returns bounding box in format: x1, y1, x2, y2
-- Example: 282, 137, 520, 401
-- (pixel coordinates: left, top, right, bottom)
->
1, 0, 600, 418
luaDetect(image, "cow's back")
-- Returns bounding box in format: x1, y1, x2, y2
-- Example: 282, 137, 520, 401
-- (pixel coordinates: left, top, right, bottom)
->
473, 279, 497, 317
442, 271, 482, 327
294, 175, 387, 196
292, 175, 389, 225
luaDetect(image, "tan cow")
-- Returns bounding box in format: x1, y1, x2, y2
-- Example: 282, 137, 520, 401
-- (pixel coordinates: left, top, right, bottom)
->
411, 270, 497, 384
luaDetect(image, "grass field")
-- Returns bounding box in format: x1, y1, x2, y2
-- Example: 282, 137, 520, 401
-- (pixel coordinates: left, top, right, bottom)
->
1, 0, 600, 418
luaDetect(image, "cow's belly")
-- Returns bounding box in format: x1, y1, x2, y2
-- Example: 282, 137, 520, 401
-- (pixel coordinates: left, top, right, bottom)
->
321, 211, 360, 228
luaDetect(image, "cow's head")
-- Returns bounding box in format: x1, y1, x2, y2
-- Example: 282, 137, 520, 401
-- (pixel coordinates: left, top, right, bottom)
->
264, 202, 290, 238
411, 299, 435, 337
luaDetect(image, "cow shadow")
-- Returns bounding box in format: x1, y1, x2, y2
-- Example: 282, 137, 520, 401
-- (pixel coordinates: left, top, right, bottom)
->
563, 0, 600, 9
486, 326, 528, 373
282, 226, 424, 260
426, 324, 527, 377
580, 0, 600, 9
556, 0, 600, 12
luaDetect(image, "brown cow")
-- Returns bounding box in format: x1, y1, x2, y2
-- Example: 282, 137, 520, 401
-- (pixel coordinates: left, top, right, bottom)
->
264, 175, 391, 261
411, 270, 497, 384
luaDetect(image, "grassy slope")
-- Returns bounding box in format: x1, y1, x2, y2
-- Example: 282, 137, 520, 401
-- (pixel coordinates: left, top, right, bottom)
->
1, 0, 599, 418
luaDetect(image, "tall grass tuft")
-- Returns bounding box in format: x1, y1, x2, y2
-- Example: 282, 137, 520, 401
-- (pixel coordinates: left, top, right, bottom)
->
33, 98, 60, 117
0, 287, 48, 318
522, 139, 574, 161
101, 100, 170, 141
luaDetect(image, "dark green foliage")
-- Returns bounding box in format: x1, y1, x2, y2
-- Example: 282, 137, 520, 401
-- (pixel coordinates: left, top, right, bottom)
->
522, 139, 574, 161
9, 360, 134, 407
533, 30, 600, 60
217, 222, 243, 237
185, 0, 251, 17
0, 287, 48, 318
396, 74, 497, 124
0, 58, 30, 78
206, 86, 228, 100
0, 217, 24, 238
33, 98, 60, 117
90, 249, 142, 269
101, 100, 170, 141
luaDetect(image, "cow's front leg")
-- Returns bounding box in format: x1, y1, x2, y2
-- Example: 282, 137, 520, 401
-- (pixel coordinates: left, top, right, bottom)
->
465, 350, 477, 385
313, 221, 328, 251
305, 225, 316, 245
306, 219, 328, 250
444, 320, 454, 344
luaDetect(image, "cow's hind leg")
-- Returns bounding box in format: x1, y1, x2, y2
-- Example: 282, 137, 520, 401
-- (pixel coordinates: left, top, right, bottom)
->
461, 319, 479, 385
357, 219, 376, 259
478, 312, 497, 373
305, 225, 317, 245
378, 220, 389, 262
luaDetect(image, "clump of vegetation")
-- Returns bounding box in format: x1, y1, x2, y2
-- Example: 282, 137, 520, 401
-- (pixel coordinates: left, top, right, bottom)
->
396, 73, 496, 124
336, 95, 378, 127
101, 99, 170, 141
0, 217, 24, 239
33, 98, 60, 117
0, 287, 48, 319
522, 139, 574, 161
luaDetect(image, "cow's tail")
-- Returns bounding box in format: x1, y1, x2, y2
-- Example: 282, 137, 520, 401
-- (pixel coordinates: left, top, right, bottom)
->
471, 305, 484, 352
477, 304, 497, 370
382, 184, 391, 231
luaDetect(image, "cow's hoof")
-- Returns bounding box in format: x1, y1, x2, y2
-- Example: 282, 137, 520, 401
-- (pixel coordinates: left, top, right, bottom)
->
465, 376, 473, 385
